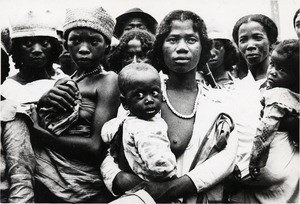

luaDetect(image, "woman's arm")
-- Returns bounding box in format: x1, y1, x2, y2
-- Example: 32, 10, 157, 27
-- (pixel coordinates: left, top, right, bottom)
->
137, 129, 238, 202
2, 115, 35, 203
32, 73, 120, 164
37, 77, 77, 112
100, 151, 143, 196
186, 129, 238, 192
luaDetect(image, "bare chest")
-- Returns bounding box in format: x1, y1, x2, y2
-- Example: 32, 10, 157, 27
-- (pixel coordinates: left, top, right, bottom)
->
162, 103, 195, 158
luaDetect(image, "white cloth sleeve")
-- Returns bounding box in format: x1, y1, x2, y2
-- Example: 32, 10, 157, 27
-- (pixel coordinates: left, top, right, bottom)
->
100, 151, 122, 196
186, 128, 238, 192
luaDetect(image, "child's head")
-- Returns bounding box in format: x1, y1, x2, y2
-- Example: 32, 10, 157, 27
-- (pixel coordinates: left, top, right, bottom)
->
267, 39, 299, 93
63, 7, 115, 69
118, 63, 162, 120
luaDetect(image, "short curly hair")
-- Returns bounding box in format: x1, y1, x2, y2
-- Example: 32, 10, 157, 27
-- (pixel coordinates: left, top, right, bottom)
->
10, 36, 62, 70
232, 14, 278, 78
150, 10, 212, 75
108, 29, 155, 73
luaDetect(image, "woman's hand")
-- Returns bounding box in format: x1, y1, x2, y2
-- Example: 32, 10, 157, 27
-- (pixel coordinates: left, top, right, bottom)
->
37, 78, 78, 112
113, 171, 143, 195
133, 175, 197, 203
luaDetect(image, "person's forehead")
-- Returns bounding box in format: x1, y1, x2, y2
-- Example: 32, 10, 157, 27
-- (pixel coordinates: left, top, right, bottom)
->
271, 50, 287, 64
239, 21, 266, 33
124, 17, 147, 25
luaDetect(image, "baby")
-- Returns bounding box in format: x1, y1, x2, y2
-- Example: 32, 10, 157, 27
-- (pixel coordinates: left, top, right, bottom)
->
249, 39, 299, 179
101, 62, 177, 181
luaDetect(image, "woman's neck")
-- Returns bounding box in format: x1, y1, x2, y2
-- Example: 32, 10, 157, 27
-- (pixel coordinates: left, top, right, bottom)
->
17, 66, 51, 83
167, 69, 198, 91
211, 65, 230, 82
249, 57, 269, 81
75, 65, 101, 77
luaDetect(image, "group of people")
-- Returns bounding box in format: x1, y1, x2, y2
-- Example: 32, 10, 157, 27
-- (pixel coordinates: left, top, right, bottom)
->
0, 5, 299, 204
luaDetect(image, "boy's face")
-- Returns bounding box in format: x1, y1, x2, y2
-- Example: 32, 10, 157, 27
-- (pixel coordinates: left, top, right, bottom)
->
266, 51, 293, 89
122, 70, 162, 120
67, 28, 106, 69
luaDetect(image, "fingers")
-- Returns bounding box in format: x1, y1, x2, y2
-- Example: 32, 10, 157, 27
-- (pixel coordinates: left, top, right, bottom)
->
45, 83, 78, 111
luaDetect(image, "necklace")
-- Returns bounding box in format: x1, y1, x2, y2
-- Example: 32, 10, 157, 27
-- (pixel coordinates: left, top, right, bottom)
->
163, 82, 201, 119
70, 67, 102, 83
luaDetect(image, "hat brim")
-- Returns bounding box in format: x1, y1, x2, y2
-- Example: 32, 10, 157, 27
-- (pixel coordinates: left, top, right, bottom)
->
114, 11, 157, 38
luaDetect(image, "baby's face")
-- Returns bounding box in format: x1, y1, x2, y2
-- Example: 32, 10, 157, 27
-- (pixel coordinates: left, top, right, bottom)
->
124, 70, 162, 120
266, 51, 292, 89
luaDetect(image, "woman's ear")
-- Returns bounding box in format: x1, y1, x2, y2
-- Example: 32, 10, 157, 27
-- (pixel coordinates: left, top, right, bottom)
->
120, 95, 128, 110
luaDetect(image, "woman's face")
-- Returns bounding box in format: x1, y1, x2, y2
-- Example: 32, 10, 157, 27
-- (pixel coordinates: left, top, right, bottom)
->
20, 37, 52, 68
208, 39, 225, 71
121, 37, 150, 67
67, 28, 106, 70
162, 20, 202, 74
237, 21, 270, 66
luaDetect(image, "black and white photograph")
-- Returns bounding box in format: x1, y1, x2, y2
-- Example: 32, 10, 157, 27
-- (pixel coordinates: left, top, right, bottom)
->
0, 0, 299, 203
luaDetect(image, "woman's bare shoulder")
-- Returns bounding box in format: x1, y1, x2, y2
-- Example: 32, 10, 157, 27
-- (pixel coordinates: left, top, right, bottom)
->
94, 71, 119, 94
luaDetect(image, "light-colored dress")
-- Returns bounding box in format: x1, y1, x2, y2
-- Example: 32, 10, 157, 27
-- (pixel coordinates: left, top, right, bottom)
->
101, 113, 177, 181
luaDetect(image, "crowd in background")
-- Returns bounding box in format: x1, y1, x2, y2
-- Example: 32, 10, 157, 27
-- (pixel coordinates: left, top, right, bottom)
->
0, 4, 299, 204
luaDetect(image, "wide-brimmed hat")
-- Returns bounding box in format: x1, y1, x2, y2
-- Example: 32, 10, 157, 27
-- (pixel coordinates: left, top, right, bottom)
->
10, 9, 58, 39
206, 20, 232, 41
114, 8, 157, 38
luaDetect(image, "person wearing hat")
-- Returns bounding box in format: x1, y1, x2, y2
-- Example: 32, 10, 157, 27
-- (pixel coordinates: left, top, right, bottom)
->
1, 9, 65, 105
31, 6, 120, 203
206, 24, 239, 89
114, 8, 158, 39
0, 23, 36, 203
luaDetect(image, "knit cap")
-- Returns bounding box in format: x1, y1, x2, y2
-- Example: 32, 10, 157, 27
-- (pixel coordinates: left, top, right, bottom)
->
9, 9, 58, 39
63, 7, 115, 43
